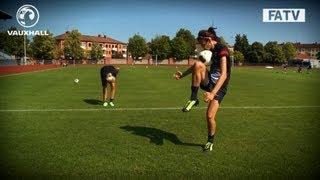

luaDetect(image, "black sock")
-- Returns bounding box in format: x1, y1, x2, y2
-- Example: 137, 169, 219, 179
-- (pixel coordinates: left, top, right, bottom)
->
190, 86, 199, 101
208, 134, 215, 143
110, 98, 114, 102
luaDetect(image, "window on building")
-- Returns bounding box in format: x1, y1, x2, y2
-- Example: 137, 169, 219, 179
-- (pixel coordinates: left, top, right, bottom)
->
88, 43, 91, 47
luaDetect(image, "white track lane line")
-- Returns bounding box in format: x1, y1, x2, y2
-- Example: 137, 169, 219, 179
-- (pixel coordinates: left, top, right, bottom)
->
0, 106, 319, 112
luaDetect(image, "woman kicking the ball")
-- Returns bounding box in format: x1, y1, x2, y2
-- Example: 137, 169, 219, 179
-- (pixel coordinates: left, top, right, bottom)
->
174, 27, 231, 151
100, 65, 120, 107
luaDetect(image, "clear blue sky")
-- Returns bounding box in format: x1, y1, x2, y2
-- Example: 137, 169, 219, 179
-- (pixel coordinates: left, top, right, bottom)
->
1, 0, 319, 44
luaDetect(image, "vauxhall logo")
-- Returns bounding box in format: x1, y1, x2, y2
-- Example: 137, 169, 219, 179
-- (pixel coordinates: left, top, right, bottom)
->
16, 4, 39, 28
7, 4, 49, 36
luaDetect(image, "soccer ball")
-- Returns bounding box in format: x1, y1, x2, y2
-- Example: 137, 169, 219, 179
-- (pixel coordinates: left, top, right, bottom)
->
74, 78, 79, 83
106, 76, 115, 82
106, 73, 115, 82
199, 50, 212, 65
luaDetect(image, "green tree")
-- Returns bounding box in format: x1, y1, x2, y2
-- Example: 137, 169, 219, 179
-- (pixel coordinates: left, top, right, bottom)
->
63, 29, 84, 60
90, 42, 103, 61
317, 51, 320, 60
247, 51, 259, 63
112, 51, 124, 59
264, 41, 285, 64
234, 34, 242, 50
234, 34, 250, 60
52, 44, 63, 60
0, 27, 30, 58
233, 50, 244, 64
150, 35, 171, 60
127, 34, 148, 60
247, 42, 265, 63
219, 36, 228, 47
171, 37, 189, 60
30, 31, 56, 60
175, 28, 196, 56
83, 49, 90, 60
282, 42, 297, 61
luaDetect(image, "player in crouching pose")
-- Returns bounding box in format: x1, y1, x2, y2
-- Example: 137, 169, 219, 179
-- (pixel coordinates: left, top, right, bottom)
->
174, 27, 231, 151
100, 65, 120, 107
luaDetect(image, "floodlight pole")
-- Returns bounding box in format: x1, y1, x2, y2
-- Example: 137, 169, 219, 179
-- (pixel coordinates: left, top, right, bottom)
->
24, 27, 26, 65
155, 54, 158, 66
231, 55, 234, 68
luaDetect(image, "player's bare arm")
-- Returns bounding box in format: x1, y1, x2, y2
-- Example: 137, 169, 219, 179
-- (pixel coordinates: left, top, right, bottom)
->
204, 57, 227, 102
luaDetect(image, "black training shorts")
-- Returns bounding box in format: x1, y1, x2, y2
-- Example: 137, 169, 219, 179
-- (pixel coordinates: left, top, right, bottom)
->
100, 66, 118, 86
200, 72, 227, 104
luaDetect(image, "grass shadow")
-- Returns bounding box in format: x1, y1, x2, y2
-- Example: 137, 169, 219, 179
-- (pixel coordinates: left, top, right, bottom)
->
120, 125, 203, 147
83, 99, 102, 105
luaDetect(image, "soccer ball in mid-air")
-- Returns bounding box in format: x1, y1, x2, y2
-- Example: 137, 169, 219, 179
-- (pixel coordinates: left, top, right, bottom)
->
74, 78, 79, 83
106, 73, 115, 82
199, 50, 212, 65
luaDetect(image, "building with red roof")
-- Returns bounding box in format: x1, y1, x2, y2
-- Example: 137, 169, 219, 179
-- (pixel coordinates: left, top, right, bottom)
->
293, 42, 320, 59
55, 32, 127, 59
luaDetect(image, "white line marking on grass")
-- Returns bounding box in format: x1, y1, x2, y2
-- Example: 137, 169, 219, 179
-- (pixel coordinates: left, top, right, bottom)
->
0, 68, 60, 77
0, 106, 319, 112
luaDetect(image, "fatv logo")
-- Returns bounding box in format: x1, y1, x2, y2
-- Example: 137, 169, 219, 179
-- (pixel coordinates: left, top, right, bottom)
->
7, 4, 48, 36
263, 9, 305, 22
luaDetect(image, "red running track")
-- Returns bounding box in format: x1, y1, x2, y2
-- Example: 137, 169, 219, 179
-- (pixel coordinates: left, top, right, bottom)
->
0, 64, 60, 76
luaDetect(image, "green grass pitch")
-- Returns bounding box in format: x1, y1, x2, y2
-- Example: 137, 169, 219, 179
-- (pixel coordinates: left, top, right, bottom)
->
0, 65, 319, 178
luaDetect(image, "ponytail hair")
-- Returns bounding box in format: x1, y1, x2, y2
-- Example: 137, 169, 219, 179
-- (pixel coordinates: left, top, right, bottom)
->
207, 27, 217, 37
197, 26, 220, 42
207, 27, 220, 42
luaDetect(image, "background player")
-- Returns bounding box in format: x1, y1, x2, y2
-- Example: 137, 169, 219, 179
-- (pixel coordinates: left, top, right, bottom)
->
100, 65, 120, 107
